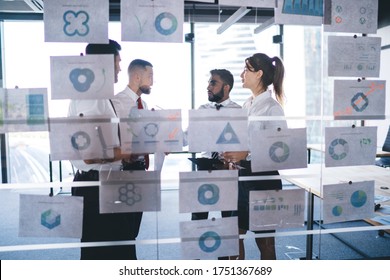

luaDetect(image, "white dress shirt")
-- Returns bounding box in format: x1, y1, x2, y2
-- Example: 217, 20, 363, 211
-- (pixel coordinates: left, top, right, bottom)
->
67, 99, 121, 171
198, 98, 241, 109
243, 90, 287, 132
197, 98, 242, 158
110, 86, 148, 118
243, 90, 287, 161
111, 86, 149, 163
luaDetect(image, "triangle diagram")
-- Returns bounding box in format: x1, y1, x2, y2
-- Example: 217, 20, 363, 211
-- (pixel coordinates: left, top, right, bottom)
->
216, 122, 240, 144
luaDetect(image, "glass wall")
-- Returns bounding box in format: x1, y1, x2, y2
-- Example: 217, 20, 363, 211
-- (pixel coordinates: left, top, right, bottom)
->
1, 18, 389, 261
2, 21, 193, 185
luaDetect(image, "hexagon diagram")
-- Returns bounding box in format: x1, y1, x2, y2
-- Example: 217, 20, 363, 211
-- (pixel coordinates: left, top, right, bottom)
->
41, 209, 61, 230
118, 183, 142, 206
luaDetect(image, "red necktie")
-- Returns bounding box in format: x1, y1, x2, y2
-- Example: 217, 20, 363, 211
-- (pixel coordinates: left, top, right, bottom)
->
137, 97, 150, 169
137, 97, 143, 109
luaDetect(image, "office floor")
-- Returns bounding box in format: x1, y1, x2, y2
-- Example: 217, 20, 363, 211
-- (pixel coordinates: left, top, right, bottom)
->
1, 188, 389, 260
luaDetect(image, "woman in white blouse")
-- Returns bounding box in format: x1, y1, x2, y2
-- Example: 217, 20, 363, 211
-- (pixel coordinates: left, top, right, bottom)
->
223, 53, 287, 260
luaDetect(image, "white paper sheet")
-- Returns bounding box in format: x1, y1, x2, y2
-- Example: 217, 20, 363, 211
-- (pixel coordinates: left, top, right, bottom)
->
121, 0, 184, 43
44, 0, 109, 43
325, 126, 377, 167
50, 55, 114, 100
324, 0, 378, 34
251, 128, 308, 172
19, 194, 83, 238
333, 79, 386, 120
275, 0, 324, 25
328, 36, 381, 77
180, 217, 239, 259
322, 180, 375, 224
0, 88, 48, 133
188, 108, 248, 153
179, 170, 238, 213
249, 188, 305, 231
99, 170, 161, 213
49, 116, 118, 161
219, 0, 276, 8
120, 109, 183, 154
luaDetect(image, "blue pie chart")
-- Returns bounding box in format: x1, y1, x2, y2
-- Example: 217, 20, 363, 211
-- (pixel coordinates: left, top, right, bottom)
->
332, 205, 343, 216
350, 190, 367, 208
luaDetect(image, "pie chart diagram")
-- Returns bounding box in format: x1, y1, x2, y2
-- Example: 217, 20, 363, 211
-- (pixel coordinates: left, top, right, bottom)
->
350, 190, 367, 208
269, 141, 290, 163
332, 205, 343, 216
328, 138, 349, 160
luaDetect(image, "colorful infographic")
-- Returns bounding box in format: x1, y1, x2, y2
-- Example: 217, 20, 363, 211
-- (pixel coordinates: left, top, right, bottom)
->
49, 116, 119, 161
275, 0, 323, 25
328, 36, 381, 77
219, 0, 276, 8
44, 0, 108, 43
282, 0, 324, 16
99, 170, 161, 214
50, 55, 114, 100
0, 88, 48, 133
121, 0, 183, 43
188, 108, 248, 153
249, 189, 306, 231
325, 126, 377, 167
333, 79, 386, 120
180, 217, 239, 259
19, 194, 83, 238
251, 128, 308, 172
322, 180, 375, 223
324, 0, 378, 34
179, 170, 238, 213
120, 109, 183, 154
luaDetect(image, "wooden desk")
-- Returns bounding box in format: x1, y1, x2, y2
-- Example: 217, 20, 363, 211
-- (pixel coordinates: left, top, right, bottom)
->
281, 164, 390, 198
280, 164, 390, 259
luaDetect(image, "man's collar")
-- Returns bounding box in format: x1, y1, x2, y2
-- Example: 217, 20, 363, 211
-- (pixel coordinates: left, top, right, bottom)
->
214, 98, 231, 107
124, 85, 140, 101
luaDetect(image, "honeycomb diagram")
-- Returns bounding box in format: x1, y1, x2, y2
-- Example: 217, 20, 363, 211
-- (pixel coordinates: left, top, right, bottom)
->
118, 183, 142, 206
41, 209, 61, 230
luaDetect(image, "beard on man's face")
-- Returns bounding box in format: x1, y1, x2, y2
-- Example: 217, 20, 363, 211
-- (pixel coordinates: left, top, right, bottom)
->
208, 88, 224, 102
140, 85, 151, 95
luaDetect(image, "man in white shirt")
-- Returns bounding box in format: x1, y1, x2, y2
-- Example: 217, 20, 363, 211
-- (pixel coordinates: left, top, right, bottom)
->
192, 69, 241, 221
111, 59, 154, 260
68, 40, 136, 260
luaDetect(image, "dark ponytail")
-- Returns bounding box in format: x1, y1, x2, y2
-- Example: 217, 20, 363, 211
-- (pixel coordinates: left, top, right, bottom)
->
245, 53, 285, 105
271, 56, 285, 105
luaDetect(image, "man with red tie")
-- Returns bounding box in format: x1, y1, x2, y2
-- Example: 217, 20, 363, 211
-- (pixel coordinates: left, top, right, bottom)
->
111, 59, 154, 259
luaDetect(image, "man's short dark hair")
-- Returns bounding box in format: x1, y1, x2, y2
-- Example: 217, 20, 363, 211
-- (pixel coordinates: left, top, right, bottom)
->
128, 59, 153, 73
210, 69, 234, 93
85, 39, 121, 56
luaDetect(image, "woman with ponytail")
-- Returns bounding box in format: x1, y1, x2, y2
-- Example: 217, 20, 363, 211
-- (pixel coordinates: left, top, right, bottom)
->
223, 53, 287, 260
